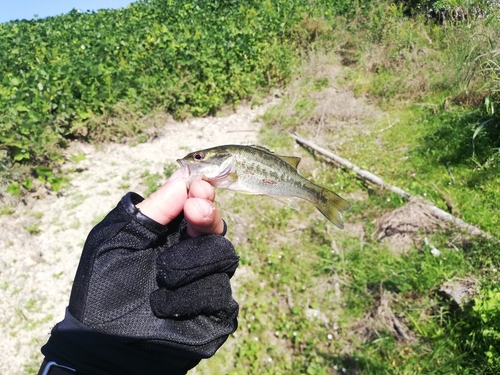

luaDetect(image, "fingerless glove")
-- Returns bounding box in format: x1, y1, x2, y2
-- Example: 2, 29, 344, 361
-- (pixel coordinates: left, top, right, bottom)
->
40, 193, 239, 375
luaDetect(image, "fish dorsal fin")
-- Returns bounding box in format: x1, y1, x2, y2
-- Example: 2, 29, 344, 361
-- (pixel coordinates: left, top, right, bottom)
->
276, 155, 301, 169
248, 145, 301, 169
249, 144, 274, 153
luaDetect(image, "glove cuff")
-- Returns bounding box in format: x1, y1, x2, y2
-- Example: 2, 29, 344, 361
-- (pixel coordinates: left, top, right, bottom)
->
123, 192, 183, 234
41, 309, 198, 375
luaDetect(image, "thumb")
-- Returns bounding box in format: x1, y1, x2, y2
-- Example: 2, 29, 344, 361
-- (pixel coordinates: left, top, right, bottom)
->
136, 169, 188, 225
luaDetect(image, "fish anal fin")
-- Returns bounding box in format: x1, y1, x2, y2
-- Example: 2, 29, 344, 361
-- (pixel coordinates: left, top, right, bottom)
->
269, 196, 302, 211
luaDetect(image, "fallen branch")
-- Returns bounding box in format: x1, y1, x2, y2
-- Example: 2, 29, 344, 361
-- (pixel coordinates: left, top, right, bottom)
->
291, 133, 493, 239
291, 133, 411, 199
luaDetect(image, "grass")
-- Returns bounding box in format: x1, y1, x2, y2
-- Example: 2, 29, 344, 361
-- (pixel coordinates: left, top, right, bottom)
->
196, 6, 500, 372
198, 162, 492, 374
202, 167, 498, 373
0, 206, 14, 215
140, 162, 178, 197
3, 1, 498, 374
24, 225, 41, 235
141, 171, 163, 197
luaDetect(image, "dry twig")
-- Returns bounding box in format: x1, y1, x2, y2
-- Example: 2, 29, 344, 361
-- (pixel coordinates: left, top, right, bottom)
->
291, 133, 493, 239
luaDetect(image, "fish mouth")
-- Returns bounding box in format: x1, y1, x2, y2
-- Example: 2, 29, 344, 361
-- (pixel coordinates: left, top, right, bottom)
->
176, 159, 190, 179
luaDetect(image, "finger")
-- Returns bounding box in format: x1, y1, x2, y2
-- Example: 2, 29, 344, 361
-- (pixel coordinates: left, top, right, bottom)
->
136, 169, 188, 225
188, 180, 216, 202
156, 235, 239, 288
151, 274, 238, 319
184, 198, 225, 237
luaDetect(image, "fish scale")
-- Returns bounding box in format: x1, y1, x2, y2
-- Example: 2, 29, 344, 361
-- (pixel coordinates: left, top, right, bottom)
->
177, 144, 350, 229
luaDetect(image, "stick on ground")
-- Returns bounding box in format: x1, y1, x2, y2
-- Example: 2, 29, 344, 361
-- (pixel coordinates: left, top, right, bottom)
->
291, 133, 492, 239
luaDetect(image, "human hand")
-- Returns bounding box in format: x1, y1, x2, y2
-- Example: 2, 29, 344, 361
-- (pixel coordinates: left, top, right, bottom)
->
136, 169, 225, 237
40, 170, 239, 375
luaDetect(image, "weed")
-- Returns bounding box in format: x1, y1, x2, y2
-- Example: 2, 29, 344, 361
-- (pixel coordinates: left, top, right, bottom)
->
66, 193, 89, 209
69, 220, 81, 230
164, 162, 178, 179
52, 271, 64, 279
241, 12, 500, 370
1, 0, 334, 186
29, 211, 43, 220
141, 171, 162, 197
3, 1, 500, 374
0, 206, 14, 215
69, 151, 86, 163
24, 225, 41, 235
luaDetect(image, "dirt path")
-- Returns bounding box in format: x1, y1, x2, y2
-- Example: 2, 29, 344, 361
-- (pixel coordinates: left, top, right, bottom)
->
0, 99, 278, 374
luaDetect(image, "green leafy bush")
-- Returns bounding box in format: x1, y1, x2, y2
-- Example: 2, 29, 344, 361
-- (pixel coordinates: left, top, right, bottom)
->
1, 0, 352, 184
444, 285, 500, 374
400, 0, 499, 18
472, 288, 500, 368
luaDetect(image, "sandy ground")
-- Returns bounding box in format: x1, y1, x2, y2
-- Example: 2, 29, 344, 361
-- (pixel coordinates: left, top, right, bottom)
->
0, 99, 277, 374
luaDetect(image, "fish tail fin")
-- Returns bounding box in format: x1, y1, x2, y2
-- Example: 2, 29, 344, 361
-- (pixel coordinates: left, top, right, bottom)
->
315, 188, 351, 229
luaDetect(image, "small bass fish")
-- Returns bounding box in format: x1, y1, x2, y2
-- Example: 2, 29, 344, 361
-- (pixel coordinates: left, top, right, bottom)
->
177, 144, 350, 228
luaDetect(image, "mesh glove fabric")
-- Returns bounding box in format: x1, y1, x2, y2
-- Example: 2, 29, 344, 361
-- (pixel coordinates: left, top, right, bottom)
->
41, 192, 239, 375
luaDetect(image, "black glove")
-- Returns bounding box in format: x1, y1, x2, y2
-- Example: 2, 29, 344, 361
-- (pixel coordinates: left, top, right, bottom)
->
40, 193, 239, 375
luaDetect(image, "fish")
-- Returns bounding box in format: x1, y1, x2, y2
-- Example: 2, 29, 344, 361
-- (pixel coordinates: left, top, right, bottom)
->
177, 144, 350, 229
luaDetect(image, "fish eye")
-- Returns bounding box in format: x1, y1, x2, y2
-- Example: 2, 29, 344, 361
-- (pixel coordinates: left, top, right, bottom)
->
193, 152, 205, 161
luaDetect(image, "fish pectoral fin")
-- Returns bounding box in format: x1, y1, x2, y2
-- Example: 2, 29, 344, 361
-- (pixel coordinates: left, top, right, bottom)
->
269, 196, 301, 211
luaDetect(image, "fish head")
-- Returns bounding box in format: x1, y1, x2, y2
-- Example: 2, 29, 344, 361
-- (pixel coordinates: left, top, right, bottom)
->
176, 148, 236, 186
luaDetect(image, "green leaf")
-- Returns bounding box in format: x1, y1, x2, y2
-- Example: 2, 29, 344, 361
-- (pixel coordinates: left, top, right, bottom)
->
15, 105, 29, 112
77, 109, 93, 119
35, 166, 54, 178
6, 182, 21, 196
48, 176, 66, 192
21, 178, 33, 190
13, 150, 30, 161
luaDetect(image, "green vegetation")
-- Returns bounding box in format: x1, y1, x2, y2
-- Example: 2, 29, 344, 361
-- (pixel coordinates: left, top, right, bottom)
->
0, 205, 14, 215
139, 162, 179, 196
3, 0, 500, 374
24, 224, 40, 235
0, 0, 340, 186
214, 1, 499, 373
198, 181, 498, 374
